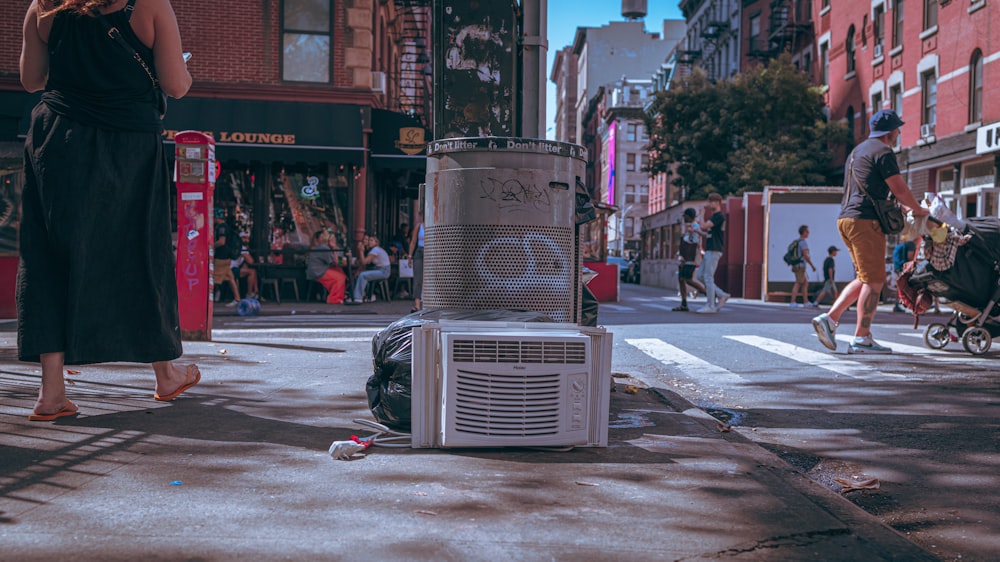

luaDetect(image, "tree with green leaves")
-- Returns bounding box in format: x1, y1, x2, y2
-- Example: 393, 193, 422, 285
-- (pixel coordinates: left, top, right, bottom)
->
644, 54, 848, 200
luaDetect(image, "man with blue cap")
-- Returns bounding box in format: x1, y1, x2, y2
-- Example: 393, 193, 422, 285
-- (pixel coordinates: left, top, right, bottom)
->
811, 109, 929, 354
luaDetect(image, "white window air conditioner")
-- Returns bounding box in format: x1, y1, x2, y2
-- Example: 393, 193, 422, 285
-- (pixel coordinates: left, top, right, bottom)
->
920, 123, 935, 138
410, 320, 613, 449
873, 44, 883, 59
371, 71, 386, 93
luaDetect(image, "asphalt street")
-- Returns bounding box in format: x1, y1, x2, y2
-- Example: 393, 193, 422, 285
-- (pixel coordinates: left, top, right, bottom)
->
2, 283, 993, 560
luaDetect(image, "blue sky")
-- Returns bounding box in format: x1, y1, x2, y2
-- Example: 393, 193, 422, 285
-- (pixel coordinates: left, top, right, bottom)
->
545, 0, 683, 139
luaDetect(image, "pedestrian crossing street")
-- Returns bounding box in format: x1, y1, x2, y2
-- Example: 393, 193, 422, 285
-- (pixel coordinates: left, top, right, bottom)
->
625, 329, 985, 383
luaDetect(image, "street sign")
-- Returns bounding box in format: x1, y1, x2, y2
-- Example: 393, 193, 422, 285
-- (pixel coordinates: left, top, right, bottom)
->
976, 121, 1000, 154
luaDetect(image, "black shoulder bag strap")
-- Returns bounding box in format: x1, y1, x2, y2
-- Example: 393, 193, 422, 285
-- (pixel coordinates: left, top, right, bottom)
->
94, 0, 159, 90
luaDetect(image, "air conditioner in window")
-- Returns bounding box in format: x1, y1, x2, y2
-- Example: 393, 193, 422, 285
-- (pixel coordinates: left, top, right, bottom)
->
873, 44, 883, 58
411, 320, 612, 448
371, 71, 387, 93
920, 123, 935, 138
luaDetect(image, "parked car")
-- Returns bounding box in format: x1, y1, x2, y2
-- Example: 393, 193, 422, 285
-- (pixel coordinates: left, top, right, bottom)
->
607, 256, 629, 282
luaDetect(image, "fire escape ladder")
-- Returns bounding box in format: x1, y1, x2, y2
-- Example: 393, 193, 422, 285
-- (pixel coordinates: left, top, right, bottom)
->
394, 0, 431, 125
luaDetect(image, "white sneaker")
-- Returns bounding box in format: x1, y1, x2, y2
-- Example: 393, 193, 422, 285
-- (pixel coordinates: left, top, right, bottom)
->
716, 295, 729, 310
225, 300, 240, 307
789, 302, 800, 308
696, 306, 717, 314
811, 313, 837, 351
848, 336, 892, 354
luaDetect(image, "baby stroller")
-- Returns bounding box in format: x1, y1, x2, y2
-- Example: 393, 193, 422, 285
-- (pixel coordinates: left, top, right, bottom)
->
904, 217, 1000, 355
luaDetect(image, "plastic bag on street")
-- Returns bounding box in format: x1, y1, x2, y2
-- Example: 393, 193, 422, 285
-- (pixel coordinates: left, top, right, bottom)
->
367, 308, 555, 431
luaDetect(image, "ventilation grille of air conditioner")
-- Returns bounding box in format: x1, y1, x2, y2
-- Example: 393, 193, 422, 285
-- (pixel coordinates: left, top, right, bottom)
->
452, 339, 587, 364
452, 369, 562, 436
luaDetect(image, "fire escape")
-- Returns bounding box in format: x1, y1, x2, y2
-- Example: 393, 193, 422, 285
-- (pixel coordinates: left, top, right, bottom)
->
699, 19, 730, 80
750, 0, 813, 61
394, 0, 431, 126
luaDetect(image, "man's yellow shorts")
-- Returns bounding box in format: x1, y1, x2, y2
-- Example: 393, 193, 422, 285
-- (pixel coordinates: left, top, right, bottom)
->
213, 259, 236, 285
837, 218, 886, 284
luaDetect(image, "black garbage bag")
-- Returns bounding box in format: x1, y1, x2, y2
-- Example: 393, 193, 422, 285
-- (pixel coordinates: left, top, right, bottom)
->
580, 283, 599, 327
366, 308, 555, 431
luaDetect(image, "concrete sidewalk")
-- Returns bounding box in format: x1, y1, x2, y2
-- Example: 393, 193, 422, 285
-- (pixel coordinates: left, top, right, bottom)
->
0, 300, 935, 560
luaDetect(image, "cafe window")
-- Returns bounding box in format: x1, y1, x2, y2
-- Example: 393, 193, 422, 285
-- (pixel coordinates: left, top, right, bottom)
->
0, 168, 24, 257
938, 167, 955, 193
282, 0, 333, 83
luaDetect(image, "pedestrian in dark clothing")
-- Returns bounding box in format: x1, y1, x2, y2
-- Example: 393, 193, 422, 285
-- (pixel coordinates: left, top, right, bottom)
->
696, 193, 731, 313
18, 0, 197, 421
812, 246, 840, 305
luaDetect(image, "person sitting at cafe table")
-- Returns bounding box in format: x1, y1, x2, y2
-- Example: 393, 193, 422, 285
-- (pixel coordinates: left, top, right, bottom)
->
388, 222, 411, 258
231, 232, 259, 300
213, 208, 241, 306
306, 230, 346, 305
352, 235, 391, 303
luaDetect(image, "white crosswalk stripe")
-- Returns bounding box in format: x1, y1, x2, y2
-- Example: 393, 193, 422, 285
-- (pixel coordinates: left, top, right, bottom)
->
625, 333, 958, 383
625, 338, 747, 384
834, 333, 968, 361
600, 304, 636, 312
725, 335, 909, 379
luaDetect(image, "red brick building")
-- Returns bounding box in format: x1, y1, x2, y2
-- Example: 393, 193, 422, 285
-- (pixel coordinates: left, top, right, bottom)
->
818, 0, 1000, 217
0, 0, 430, 314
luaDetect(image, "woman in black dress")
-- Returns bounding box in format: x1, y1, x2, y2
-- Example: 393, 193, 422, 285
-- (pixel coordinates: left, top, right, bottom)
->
19, 0, 195, 420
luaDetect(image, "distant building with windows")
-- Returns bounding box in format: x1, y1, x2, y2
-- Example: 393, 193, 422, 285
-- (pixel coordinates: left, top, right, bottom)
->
600, 79, 654, 255
676, 0, 742, 81
558, 19, 684, 258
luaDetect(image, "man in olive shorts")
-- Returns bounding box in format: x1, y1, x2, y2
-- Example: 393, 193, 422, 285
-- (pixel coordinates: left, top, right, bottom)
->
811, 109, 928, 353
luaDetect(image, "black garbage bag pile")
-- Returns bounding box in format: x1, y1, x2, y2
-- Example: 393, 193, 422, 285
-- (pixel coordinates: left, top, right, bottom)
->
366, 308, 555, 431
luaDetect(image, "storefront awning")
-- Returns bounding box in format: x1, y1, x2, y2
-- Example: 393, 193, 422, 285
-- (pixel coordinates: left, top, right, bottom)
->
163, 97, 365, 165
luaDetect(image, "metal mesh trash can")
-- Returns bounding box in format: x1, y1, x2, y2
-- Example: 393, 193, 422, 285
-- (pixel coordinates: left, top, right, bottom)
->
423, 137, 588, 323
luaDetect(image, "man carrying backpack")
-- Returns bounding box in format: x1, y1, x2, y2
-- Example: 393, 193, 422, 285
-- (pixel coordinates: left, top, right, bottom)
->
788, 225, 816, 308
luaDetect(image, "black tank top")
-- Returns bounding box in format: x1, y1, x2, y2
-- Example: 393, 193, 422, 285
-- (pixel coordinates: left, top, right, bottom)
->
42, 2, 162, 132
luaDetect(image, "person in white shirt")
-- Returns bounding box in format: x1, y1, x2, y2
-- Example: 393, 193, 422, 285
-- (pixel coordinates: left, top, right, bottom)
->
353, 235, 391, 302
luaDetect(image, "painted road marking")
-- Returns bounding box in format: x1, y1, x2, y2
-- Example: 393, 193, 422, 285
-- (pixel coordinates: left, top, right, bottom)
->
725, 335, 908, 379
626, 338, 747, 384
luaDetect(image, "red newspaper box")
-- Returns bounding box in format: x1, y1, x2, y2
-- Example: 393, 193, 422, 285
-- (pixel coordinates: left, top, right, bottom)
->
174, 131, 216, 341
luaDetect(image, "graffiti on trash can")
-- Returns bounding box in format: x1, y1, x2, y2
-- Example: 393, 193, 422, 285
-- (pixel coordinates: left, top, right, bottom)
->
473, 233, 571, 294
479, 177, 551, 213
